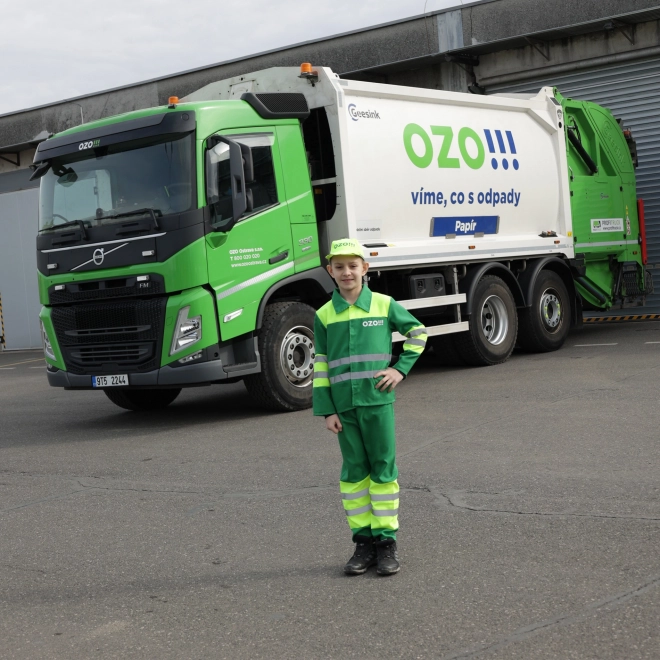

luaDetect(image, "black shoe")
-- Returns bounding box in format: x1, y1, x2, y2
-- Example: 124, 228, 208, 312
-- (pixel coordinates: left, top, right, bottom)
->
376, 541, 400, 576
344, 537, 377, 575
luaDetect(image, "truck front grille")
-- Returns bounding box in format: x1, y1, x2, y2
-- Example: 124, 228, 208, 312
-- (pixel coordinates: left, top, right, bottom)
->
49, 277, 164, 304
67, 344, 154, 370
52, 298, 166, 375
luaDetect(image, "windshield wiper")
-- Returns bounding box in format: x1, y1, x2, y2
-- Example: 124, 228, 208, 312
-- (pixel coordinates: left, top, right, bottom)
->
41, 219, 88, 240
96, 208, 162, 230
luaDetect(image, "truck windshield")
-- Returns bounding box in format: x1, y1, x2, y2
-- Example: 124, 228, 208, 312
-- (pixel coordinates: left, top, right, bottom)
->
38, 132, 195, 232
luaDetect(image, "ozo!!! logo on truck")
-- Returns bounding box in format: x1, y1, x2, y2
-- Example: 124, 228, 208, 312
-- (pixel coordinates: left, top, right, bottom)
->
403, 124, 519, 171
79, 139, 101, 150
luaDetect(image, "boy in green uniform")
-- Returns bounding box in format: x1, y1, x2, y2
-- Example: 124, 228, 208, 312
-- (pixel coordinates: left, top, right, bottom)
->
313, 238, 427, 576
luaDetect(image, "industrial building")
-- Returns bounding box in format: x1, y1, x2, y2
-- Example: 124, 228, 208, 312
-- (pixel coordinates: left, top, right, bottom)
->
2, 0, 659, 349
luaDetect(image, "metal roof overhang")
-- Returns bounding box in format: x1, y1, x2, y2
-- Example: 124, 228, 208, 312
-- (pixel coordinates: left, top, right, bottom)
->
341, 7, 660, 79
0, 131, 51, 167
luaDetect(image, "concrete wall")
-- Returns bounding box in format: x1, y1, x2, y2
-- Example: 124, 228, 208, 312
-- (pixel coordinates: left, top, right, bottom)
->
477, 16, 660, 86
464, 0, 659, 45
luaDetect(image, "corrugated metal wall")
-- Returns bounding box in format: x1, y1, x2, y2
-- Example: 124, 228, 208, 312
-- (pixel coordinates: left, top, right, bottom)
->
488, 56, 660, 312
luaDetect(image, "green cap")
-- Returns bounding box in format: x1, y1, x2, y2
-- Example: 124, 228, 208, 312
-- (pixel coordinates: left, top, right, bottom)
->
325, 238, 365, 261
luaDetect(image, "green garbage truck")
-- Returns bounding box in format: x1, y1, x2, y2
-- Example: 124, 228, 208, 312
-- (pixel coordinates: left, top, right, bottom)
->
33, 64, 651, 411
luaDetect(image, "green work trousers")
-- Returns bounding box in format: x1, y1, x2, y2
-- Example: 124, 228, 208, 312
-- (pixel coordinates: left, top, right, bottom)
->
337, 404, 399, 542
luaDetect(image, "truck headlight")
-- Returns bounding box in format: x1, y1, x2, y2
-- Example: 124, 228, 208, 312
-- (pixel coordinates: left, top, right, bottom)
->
170, 306, 202, 355
41, 321, 55, 360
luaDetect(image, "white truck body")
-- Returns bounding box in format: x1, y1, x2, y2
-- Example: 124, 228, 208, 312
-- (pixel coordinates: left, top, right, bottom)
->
185, 66, 574, 270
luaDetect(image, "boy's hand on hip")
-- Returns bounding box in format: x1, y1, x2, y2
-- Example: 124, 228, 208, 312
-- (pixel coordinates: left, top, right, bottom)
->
374, 367, 403, 392
325, 414, 343, 434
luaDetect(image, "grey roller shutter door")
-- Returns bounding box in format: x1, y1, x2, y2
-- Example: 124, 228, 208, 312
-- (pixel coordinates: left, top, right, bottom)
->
487, 57, 660, 313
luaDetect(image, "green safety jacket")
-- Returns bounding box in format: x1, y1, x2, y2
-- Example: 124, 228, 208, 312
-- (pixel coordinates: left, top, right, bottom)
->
313, 285, 427, 415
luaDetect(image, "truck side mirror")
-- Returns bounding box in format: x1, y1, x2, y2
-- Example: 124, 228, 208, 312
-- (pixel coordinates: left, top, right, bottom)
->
208, 135, 247, 232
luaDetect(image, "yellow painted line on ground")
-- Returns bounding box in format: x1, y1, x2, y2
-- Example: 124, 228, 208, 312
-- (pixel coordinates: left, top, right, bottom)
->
0, 357, 45, 368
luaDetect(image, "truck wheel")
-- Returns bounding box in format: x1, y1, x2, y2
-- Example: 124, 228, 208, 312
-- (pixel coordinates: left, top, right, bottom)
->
244, 301, 316, 412
518, 270, 570, 352
454, 275, 518, 366
104, 388, 181, 411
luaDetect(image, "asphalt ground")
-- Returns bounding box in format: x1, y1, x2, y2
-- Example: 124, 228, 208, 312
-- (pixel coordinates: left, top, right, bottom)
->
1, 321, 659, 659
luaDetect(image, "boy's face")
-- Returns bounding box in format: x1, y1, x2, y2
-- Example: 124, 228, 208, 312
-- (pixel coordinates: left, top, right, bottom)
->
327, 255, 369, 296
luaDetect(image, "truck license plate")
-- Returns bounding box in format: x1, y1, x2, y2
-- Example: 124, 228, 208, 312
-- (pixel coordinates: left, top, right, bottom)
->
92, 374, 129, 388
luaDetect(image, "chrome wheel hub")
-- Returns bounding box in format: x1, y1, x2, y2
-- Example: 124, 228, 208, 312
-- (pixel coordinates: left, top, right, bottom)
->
280, 326, 315, 388
480, 295, 509, 345
540, 289, 562, 331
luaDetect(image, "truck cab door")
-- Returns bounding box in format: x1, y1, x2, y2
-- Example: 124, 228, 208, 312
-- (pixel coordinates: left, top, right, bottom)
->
205, 129, 294, 341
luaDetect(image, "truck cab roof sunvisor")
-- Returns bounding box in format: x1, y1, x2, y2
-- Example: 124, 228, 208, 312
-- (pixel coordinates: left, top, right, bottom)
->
33, 111, 196, 163
241, 93, 310, 120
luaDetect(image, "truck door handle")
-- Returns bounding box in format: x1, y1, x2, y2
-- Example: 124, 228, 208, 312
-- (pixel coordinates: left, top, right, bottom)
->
269, 250, 289, 265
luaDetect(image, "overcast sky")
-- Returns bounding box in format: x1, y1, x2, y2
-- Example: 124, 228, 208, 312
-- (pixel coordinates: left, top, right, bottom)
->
0, 0, 463, 116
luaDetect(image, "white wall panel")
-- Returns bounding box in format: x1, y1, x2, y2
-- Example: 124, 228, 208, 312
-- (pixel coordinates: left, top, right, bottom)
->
0, 188, 41, 349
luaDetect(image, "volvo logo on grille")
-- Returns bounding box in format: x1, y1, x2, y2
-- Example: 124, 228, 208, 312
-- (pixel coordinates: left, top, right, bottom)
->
71, 242, 130, 272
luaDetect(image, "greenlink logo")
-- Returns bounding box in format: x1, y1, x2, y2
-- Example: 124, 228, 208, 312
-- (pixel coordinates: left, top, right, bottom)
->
404, 124, 520, 171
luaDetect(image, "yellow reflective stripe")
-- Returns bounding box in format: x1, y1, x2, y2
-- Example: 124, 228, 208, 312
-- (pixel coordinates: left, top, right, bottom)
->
403, 340, 425, 353
345, 503, 372, 516
314, 354, 329, 385
404, 325, 427, 351
369, 480, 399, 529
370, 493, 399, 502
372, 508, 399, 517
342, 487, 370, 501
341, 477, 372, 525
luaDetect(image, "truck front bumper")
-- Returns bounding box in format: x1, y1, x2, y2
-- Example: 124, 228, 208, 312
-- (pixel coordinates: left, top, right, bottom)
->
46, 346, 260, 390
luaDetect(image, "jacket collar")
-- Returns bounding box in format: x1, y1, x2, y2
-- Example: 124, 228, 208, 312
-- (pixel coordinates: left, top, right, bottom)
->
331, 284, 372, 314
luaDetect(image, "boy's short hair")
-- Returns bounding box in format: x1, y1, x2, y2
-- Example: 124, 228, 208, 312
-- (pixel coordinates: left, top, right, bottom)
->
326, 238, 365, 261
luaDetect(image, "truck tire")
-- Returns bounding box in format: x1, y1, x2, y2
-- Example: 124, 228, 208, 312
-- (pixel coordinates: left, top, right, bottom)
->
104, 388, 181, 411
517, 270, 570, 352
244, 301, 316, 412
454, 275, 518, 366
